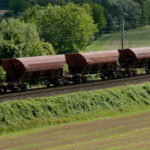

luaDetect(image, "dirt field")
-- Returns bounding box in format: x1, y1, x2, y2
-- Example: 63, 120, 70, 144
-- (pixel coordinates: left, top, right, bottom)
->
1, 111, 150, 150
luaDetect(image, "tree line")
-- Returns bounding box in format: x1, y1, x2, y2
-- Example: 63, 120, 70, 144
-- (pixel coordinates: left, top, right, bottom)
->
0, 0, 150, 58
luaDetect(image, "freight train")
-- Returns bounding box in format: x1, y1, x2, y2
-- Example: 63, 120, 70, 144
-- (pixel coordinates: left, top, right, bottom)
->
0, 47, 150, 93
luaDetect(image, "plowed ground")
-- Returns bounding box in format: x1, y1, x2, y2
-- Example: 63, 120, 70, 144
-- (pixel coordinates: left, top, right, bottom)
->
1, 111, 150, 150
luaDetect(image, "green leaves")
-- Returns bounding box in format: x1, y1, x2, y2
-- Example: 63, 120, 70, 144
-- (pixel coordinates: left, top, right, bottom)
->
0, 66, 5, 82
23, 3, 97, 54
0, 18, 55, 60
90, 3, 106, 33
9, 0, 28, 14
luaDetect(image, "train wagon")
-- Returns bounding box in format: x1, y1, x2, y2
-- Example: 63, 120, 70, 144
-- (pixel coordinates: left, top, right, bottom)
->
1, 55, 66, 92
119, 47, 150, 74
65, 50, 119, 81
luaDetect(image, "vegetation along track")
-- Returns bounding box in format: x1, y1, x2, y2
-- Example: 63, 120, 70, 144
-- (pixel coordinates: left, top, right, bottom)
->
1, 74, 150, 102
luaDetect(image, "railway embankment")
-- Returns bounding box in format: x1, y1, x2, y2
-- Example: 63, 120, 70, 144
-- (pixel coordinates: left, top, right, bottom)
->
1, 82, 150, 134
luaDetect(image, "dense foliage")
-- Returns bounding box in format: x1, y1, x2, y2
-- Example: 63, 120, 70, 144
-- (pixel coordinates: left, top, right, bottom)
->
0, 0, 150, 55
0, 0, 9, 9
90, 3, 106, 33
9, 0, 28, 14
22, 3, 97, 53
0, 18, 55, 60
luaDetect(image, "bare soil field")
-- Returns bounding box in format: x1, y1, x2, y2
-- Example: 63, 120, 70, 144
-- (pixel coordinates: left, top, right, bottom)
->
1, 111, 150, 150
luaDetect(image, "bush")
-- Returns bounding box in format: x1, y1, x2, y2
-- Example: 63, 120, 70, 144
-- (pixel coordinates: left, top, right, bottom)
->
0, 18, 55, 60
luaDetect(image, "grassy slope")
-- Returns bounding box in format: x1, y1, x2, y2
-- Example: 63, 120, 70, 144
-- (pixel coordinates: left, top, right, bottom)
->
1, 82, 150, 134
86, 26, 150, 51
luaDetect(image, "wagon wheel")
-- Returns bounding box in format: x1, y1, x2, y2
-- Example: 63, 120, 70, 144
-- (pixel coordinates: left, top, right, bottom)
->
10, 85, 19, 93
82, 76, 87, 83
126, 71, 131, 77
112, 73, 118, 79
47, 83, 51, 88
54, 80, 60, 87
3, 86, 7, 93
64, 79, 70, 86
73, 76, 81, 84
145, 66, 150, 74
0, 87, 6, 93
11, 88, 19, 93
146, 70, 150, 74
21, 85, 27, 92
122, 72, 126, 78
132, 71, 137, 76
100, 73, 105, 80
0, 88, 3, 94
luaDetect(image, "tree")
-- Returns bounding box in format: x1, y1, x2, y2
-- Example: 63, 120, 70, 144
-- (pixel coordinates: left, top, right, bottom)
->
0, 18, 55, 60
69, 0, 101, 4
101, 0, 142, 30
90, 4, 106, 33
134, 0, 150, 25
23, 3, 97, 53
122, 0, 141, 28
20, 5, 45, 24
54, 0, 66, 6
9, 0, 28, 14
29, 0, 49, 6
27, 0, 66, 6
0, 0, 9, 9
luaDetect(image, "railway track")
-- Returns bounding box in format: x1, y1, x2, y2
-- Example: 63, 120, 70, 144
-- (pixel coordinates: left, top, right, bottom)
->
1, 74, 150, 102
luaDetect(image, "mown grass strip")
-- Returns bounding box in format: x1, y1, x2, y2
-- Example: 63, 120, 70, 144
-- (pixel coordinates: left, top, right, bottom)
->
1, 82, 150, 134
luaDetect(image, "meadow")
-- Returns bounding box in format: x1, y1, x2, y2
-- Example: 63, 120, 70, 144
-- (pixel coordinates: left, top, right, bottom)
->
1, 108, 150, 150
86, 26, 150, 51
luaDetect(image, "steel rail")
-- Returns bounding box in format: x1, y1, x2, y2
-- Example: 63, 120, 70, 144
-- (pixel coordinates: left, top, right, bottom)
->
1, 74, 150, 102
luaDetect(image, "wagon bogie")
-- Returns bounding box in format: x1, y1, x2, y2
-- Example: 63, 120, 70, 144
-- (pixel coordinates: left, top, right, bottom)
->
145, 66, 150, 74
0, 83, 8, 94
0, 86, 5, 94
81, 75, 88, 83
100, 71, 120, 80
46, 77, 67, 87
7, 83, 27, 92
100, 73, 105, 80
72, 75, 81, 84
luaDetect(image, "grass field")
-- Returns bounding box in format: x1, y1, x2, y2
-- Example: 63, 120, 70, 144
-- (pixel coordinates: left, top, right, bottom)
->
1, 110, 150, 150
86, 26, 150, 51
1, 82, 150, 134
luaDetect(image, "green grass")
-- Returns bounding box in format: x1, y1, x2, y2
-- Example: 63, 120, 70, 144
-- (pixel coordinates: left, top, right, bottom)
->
1, 82, 150, 134
86, 26, 150, 51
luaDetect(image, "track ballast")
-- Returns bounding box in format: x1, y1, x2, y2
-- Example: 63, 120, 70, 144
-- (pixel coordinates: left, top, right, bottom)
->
1, 74, 150, 103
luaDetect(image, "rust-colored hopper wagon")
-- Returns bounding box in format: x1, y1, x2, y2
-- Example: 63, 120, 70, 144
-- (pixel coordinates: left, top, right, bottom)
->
119, 47, 150, 74
1, 55, 66, 92
65, 50, 119, 81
